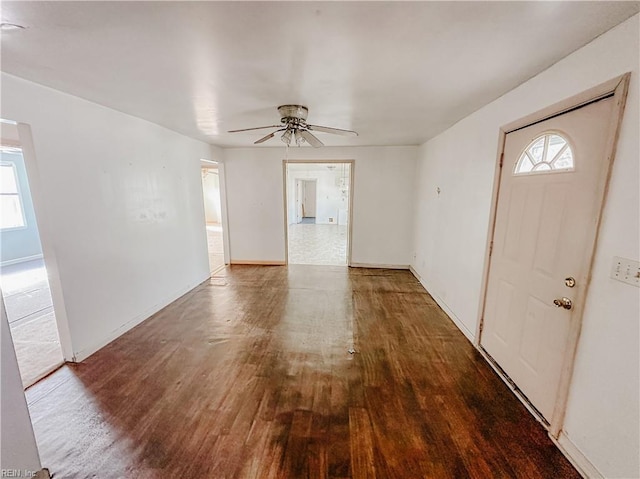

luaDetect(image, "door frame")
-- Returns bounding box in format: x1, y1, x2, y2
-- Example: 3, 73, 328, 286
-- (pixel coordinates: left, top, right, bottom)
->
282, 159, 355, 266
13, 122, 74, 362
475, 73, 631, 437
217, 161, 232, 266
200, 159, 230, 269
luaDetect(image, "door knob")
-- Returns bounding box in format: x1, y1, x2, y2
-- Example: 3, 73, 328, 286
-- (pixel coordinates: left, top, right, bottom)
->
553, 297, 572, 310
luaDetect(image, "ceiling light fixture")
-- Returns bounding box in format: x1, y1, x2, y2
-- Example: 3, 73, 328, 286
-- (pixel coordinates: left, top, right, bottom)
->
281, 129, 293, 145
0, 23, 26, 32
279, 127, 306, 148
229, 104, 357, 148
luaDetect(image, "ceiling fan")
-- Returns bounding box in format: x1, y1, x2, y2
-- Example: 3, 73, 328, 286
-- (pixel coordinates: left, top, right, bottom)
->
228, 105, 358, 148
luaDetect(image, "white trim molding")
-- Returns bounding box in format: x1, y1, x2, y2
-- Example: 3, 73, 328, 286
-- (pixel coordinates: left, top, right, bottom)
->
408, 266, 475, 342
553, 432, 604, 479
350, 263, 409, 270
1, 253, 43, 267
72, 274, 210, 362
230, 260, 286, 266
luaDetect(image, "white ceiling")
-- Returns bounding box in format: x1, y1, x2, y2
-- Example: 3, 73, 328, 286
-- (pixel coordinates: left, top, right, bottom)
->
1, 2, 638, 148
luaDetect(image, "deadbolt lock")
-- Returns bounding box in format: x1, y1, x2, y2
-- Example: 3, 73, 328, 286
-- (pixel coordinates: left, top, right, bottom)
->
553, 297, 572, 310
564, 277, 576, 288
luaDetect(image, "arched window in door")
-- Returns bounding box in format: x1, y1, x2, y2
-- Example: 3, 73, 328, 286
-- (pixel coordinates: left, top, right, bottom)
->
514, 133, 574, 175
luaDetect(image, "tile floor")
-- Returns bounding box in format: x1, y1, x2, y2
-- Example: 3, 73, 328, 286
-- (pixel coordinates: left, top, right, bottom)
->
288, 223, 348, 265
206, 223, 225, 273
1, 258, 63, 388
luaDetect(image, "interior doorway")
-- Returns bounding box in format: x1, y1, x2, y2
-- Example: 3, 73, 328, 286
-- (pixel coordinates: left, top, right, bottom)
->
284, 161, 353, 266
201, 161, 225, 274
295, 179, 317, 224
1, 134, 64, 388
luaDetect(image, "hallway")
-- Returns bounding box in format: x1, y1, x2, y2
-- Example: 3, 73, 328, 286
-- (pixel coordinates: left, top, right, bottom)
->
1, 259, 63, 387
206, 223, 225, 273
25, 265, 578, 478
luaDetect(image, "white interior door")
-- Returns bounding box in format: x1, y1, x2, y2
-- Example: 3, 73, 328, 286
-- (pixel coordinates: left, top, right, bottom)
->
303, 180, 317, 217
481, 97, 615, 422
295, 179, 303, 223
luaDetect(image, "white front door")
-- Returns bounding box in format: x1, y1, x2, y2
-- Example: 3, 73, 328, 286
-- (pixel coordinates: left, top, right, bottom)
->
481, 96, 615, 422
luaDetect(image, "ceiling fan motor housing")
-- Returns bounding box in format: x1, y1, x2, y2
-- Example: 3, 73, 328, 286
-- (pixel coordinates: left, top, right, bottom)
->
278, 105, 309, 128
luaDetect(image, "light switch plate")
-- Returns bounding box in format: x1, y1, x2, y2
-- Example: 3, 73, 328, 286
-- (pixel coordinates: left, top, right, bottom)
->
611, 256, 640, 287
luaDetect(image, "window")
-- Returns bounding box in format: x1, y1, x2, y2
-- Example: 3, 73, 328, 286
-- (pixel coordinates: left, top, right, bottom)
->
0, 162, 26, 229
514, 133, 574, 175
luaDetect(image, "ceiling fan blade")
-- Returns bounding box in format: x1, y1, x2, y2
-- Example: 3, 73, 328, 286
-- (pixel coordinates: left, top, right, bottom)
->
300, 130, 324, 148
253, 128, 286, 144
254, 132, 276, 144
307, 124, 358, 137
228, 125, 281, 133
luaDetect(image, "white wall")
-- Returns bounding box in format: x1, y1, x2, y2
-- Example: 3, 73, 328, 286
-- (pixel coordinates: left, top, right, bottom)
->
411, 15, 639, 478
1, 299, 42, 473
1, 73, 212, 361
223, 146, 416, 266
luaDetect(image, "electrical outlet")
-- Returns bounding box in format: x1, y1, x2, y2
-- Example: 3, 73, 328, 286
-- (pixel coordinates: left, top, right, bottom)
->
610, 256, 640, 287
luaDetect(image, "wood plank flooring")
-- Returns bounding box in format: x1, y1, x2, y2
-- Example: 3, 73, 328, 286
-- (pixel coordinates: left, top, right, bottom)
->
25, 265, 580, 478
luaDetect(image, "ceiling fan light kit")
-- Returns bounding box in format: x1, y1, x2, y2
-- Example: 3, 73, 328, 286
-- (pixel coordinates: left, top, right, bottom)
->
228, 104, 358, 148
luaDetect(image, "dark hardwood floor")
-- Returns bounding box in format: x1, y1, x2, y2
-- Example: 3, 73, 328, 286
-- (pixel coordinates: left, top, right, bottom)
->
25, 265, 580, 478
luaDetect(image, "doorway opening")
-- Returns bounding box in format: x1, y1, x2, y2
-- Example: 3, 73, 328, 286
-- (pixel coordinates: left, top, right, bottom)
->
1, 135, 64, 388
284, 161, 353, 266
201, 161, 226, 274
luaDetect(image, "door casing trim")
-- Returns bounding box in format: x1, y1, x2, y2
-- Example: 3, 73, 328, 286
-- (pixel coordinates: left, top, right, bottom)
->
475, 72, 631, 438
282, 159, 355, 266
13, 123, 75, 362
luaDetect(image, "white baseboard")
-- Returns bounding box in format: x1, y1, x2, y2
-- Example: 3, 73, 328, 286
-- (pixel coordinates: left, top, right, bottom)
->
409, 265, 421, 280
409, 268, 475, 342
349, 263, 409, 269
429, 291, 475, 342
553, 432, 604, 479
1, 254, 43, 267
72, 274, 210, 362
477, 347, 549, 428
230, 260, 286, 266
411, 265, 545, 426
408, 267, 604, 479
